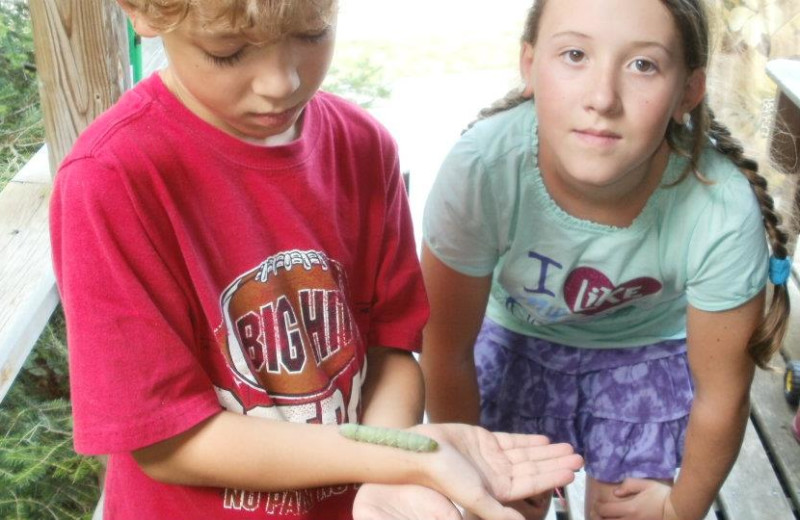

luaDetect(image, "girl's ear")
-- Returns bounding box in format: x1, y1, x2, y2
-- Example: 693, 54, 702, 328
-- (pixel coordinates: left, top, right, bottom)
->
519, 42, 535, 98
116, 0, 160, 38
673, 68, 706, 122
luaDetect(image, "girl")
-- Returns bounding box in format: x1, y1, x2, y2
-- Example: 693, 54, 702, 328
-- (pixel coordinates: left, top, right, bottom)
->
420, 0, 791, 519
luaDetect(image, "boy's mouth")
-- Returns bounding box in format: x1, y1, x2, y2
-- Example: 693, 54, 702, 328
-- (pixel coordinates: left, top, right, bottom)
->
248, 106, 300, 128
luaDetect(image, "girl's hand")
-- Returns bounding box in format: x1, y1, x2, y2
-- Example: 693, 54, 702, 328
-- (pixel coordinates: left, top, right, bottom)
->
413, 423, 582, 520
595, 478, 678, 520
354, 483, 462, 520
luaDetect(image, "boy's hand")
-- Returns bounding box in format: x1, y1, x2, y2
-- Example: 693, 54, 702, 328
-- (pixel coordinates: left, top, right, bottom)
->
354, 484, 462, 520
463, 494, 552, 520
412, 424, 582, 520
595, 478, 677, 520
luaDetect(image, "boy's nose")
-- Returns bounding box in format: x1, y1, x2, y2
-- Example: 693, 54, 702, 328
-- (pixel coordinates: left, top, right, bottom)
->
251, 49, 301, 100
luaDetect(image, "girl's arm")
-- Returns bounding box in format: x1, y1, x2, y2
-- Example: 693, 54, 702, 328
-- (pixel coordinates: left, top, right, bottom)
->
669, 292, 764, 519
419, 244, 492, 424
360, 346, 425, 427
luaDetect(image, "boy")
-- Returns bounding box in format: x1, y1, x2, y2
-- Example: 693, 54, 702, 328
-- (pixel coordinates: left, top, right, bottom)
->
50, 1, 582, 519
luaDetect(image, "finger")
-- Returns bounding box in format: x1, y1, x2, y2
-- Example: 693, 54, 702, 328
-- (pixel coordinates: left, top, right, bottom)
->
502, 469, 579, 501
595, 499, 631, 519
510, 453, 584, 477
505, 443, 581, 464
493, 432, 553, 449
613, 478, 647, 498
460, 492, 525, 520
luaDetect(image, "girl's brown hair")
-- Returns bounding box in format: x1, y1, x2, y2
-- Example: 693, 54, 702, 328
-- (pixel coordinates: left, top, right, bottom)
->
475, 0, 790, 368
122, 0, 337, 42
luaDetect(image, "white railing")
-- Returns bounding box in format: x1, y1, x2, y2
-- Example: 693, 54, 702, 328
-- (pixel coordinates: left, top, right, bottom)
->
0, 145, 58, 404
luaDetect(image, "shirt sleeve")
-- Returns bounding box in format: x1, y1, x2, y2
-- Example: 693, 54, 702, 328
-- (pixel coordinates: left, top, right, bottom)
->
423, 131, 501, 277
685, 159, 768, 311
51, 158, 221, 455
366, 134, 430, 352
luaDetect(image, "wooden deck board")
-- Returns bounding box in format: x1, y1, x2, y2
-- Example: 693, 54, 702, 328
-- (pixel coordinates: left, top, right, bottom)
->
750, 364, 800, 515
718, 417, 795, 519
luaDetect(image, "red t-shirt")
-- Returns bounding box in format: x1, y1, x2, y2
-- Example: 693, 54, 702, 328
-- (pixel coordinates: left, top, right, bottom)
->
50, 73, 429, 519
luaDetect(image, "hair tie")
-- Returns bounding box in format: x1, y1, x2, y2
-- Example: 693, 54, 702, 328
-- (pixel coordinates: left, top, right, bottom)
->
769, 256, 792, 285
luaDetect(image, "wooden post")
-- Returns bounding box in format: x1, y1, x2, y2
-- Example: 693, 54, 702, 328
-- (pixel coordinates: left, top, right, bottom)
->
27, 0, 130, 175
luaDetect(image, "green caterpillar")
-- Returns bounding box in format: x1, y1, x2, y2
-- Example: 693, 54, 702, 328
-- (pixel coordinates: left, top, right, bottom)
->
338, 424, 439, 452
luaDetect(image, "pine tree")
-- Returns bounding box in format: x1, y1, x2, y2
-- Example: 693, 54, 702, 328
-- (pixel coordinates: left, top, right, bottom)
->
0, 309, 103, 519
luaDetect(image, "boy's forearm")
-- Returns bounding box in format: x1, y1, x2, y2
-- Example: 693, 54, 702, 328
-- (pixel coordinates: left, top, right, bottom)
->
132, 411, 431, 491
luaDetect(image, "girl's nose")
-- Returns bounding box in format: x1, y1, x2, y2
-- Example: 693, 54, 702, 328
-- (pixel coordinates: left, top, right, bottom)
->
251, 46, 301, 100
585, 65, 621, 115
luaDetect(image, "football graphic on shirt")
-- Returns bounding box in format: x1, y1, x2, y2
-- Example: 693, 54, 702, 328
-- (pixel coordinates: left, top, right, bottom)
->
217, 250, 361, 409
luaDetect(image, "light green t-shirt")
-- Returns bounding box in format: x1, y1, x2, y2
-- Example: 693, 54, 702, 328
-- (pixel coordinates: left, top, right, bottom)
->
423, 100, 768, 348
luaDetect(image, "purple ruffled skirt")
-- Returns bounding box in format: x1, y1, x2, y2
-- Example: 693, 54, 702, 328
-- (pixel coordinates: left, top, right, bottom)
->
475, 318, 693, 483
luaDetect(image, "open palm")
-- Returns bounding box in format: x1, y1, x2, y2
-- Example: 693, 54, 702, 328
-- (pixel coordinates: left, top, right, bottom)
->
354, 423, 582, 520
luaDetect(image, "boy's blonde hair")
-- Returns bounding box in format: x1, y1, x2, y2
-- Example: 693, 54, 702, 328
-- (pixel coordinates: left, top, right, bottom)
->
122, 0, 337, 40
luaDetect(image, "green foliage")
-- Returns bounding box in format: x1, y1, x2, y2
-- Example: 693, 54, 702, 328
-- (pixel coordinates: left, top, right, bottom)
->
0, 0, 43, 190
324, 49, 391, 108
0, 309, 103, 520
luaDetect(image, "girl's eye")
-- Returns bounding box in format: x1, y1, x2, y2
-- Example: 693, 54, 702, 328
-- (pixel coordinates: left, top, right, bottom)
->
204, 49, 245, 68
632, 59, 657, 73
562, 49, 586, 64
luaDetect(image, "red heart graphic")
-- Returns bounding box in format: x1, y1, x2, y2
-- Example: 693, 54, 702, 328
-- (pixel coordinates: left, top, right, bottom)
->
563, 267, 662, 315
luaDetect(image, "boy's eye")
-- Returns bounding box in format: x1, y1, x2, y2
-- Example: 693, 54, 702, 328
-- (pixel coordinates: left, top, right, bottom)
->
204, 48, 245, 67
295, 25, 332, 43
631, 59, 657, 73
562, 49, 586, 64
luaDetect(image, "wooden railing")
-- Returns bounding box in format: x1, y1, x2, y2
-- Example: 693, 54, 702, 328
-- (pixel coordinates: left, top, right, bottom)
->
0, 145, 56, 404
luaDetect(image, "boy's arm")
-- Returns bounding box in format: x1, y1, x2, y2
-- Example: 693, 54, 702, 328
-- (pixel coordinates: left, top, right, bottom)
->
419, 244, 492, 425
133, 413, 423, 490
130, 348, 424, 491
133, 404, 583, 520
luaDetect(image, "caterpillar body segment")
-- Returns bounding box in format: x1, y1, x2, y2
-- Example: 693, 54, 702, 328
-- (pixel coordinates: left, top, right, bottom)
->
338, 424, 439, 452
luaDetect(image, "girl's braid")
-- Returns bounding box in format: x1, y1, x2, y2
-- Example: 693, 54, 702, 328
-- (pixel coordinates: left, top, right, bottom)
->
706, 107, 791, 368
464, 89, 528, 133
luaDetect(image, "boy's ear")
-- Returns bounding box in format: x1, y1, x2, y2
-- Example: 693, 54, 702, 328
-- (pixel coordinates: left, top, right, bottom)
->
674, 68, 706, 121
116, 0, 160, 38
519, 42, 535, 98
